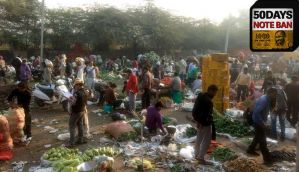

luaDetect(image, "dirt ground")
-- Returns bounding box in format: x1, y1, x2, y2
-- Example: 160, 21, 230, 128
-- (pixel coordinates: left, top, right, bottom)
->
0, 100, 297, 171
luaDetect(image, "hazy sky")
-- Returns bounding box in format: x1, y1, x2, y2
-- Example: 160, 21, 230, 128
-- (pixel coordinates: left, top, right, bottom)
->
43, 0, 256, 23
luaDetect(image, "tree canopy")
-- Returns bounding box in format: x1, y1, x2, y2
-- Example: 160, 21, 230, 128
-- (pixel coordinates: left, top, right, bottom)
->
0, 0, 250, 57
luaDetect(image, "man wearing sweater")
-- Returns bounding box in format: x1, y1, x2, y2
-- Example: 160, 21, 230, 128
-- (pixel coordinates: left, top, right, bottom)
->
247, 88, 277, 165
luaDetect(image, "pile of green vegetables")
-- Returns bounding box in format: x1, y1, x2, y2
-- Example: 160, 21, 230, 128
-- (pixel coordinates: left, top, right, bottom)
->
81, 147, 119, 161
43, 148, 82, 172
162, 116, 172, 125
213, 109, 251, 137
186, 127, 197, 138
211, 147, 236, 162
43, 147, 80, 162
144, 51, 160, 64
42, 147, 120, 172
52, 159, 81, 172
99, 72, 121, 81
170, 164, 184, 172
117, 131, 138, 142
128, 119, 144, 134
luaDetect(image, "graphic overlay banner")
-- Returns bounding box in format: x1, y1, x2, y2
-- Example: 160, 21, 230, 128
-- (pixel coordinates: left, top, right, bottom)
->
251, 8, 293, 50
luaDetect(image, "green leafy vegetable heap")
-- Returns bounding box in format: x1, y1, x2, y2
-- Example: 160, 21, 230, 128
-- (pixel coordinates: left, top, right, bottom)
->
213, 109, 251, 137
117, 131, 138, 142
211, 147, 236, 162
186, 127, 197, 138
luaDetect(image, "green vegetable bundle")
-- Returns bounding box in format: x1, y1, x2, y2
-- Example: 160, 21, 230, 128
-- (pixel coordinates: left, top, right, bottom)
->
186, 127, 197, 138
213, 109, 251, 137
162, 116, 172, 125
117, 131, 138, 142
211, 147, 236, 162
52, 159, 81, 172
99, 72, 118, 81
170, 164, 184, 172
43, 147, 80, 162
81, 147, 120, 162
144, 51, 160, 64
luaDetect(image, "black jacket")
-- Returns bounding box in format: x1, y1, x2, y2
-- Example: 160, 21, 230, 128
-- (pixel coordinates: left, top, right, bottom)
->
7, 89, 31, 110
71, 88, 87, 113
192, 92, 214, 126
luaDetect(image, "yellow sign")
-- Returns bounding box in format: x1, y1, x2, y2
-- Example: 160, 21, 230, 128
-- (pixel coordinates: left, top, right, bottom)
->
252, 30, 293, 50
251, 8, 294, 51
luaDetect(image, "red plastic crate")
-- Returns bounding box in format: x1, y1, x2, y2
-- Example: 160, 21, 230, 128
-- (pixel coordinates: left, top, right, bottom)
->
0, 149, 13, 161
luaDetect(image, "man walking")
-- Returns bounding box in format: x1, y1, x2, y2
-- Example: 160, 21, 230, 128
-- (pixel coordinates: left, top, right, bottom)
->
192, 85, 218, 165
262, 71, 276, 93
235, 67, 251, 102
126, 69, 139, 113
67, 79, 88, 147
271, 83, 288, 141
247, 88, 277, 165
141, 66, 152, 109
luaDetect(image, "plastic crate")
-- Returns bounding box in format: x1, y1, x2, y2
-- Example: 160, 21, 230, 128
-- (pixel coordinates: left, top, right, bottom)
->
0, 149, 13, 161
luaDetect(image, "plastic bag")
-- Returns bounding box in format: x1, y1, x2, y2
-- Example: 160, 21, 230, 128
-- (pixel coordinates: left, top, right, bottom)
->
6, 108, 25, 130
225, 109, 244, 119
174, 124, 197, 144
0, 115, 10, 135
29, 166, 54, 172
285, 128, 296, 141
179, 146, 194, 160
6, 108, 25, 142
0, 135, 13, 150
182, 103, 194, 112
57, 133, 70, 141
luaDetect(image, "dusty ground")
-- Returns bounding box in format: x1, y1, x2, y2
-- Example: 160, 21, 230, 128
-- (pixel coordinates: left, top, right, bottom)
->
0, 100, 296, 171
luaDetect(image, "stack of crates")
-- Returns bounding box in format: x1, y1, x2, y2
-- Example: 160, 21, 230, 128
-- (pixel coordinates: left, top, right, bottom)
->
202, 53, 230, 112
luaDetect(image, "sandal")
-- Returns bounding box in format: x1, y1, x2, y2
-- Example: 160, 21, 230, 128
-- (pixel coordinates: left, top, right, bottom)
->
198, 159, 213, 165
64, 143, 75, 148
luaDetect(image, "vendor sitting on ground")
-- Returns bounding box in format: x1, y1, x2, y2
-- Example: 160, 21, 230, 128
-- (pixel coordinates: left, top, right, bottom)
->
192, 75, 202, 92
145, 101, 167, 135
104, 83, 122, 109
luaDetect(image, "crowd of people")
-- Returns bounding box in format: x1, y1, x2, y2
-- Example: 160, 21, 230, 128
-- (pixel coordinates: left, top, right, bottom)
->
1, 53, 299, 166
0, 54, 200, 146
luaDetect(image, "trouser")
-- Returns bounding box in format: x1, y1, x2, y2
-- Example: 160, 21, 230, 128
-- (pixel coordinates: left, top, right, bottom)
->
212, 121, 216, 140
85, 78, 95, 91
16, 70, 20, 81
142, 88, 151, 109
69, 111, 84, 145
179, 74, 186, 82
287, 101, 299, 126
187, 78, 195, 87
21, 79, 29, 85
237, 85, 248, 102
23, 108, 31, 138
129, 92, 136, 112
231, 71, 238, 83
110, 100, 123, 109
194, 125, 212, 160
271, 111, 286, 137
248, 124, 271, 161
83, 108, 90, 137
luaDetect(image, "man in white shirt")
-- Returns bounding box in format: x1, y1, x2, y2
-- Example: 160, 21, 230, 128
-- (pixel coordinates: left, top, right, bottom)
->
235, 67, 251, 102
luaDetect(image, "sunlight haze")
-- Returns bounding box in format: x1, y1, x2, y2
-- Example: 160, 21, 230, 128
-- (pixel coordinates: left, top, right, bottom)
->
43, 0, 256, 22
